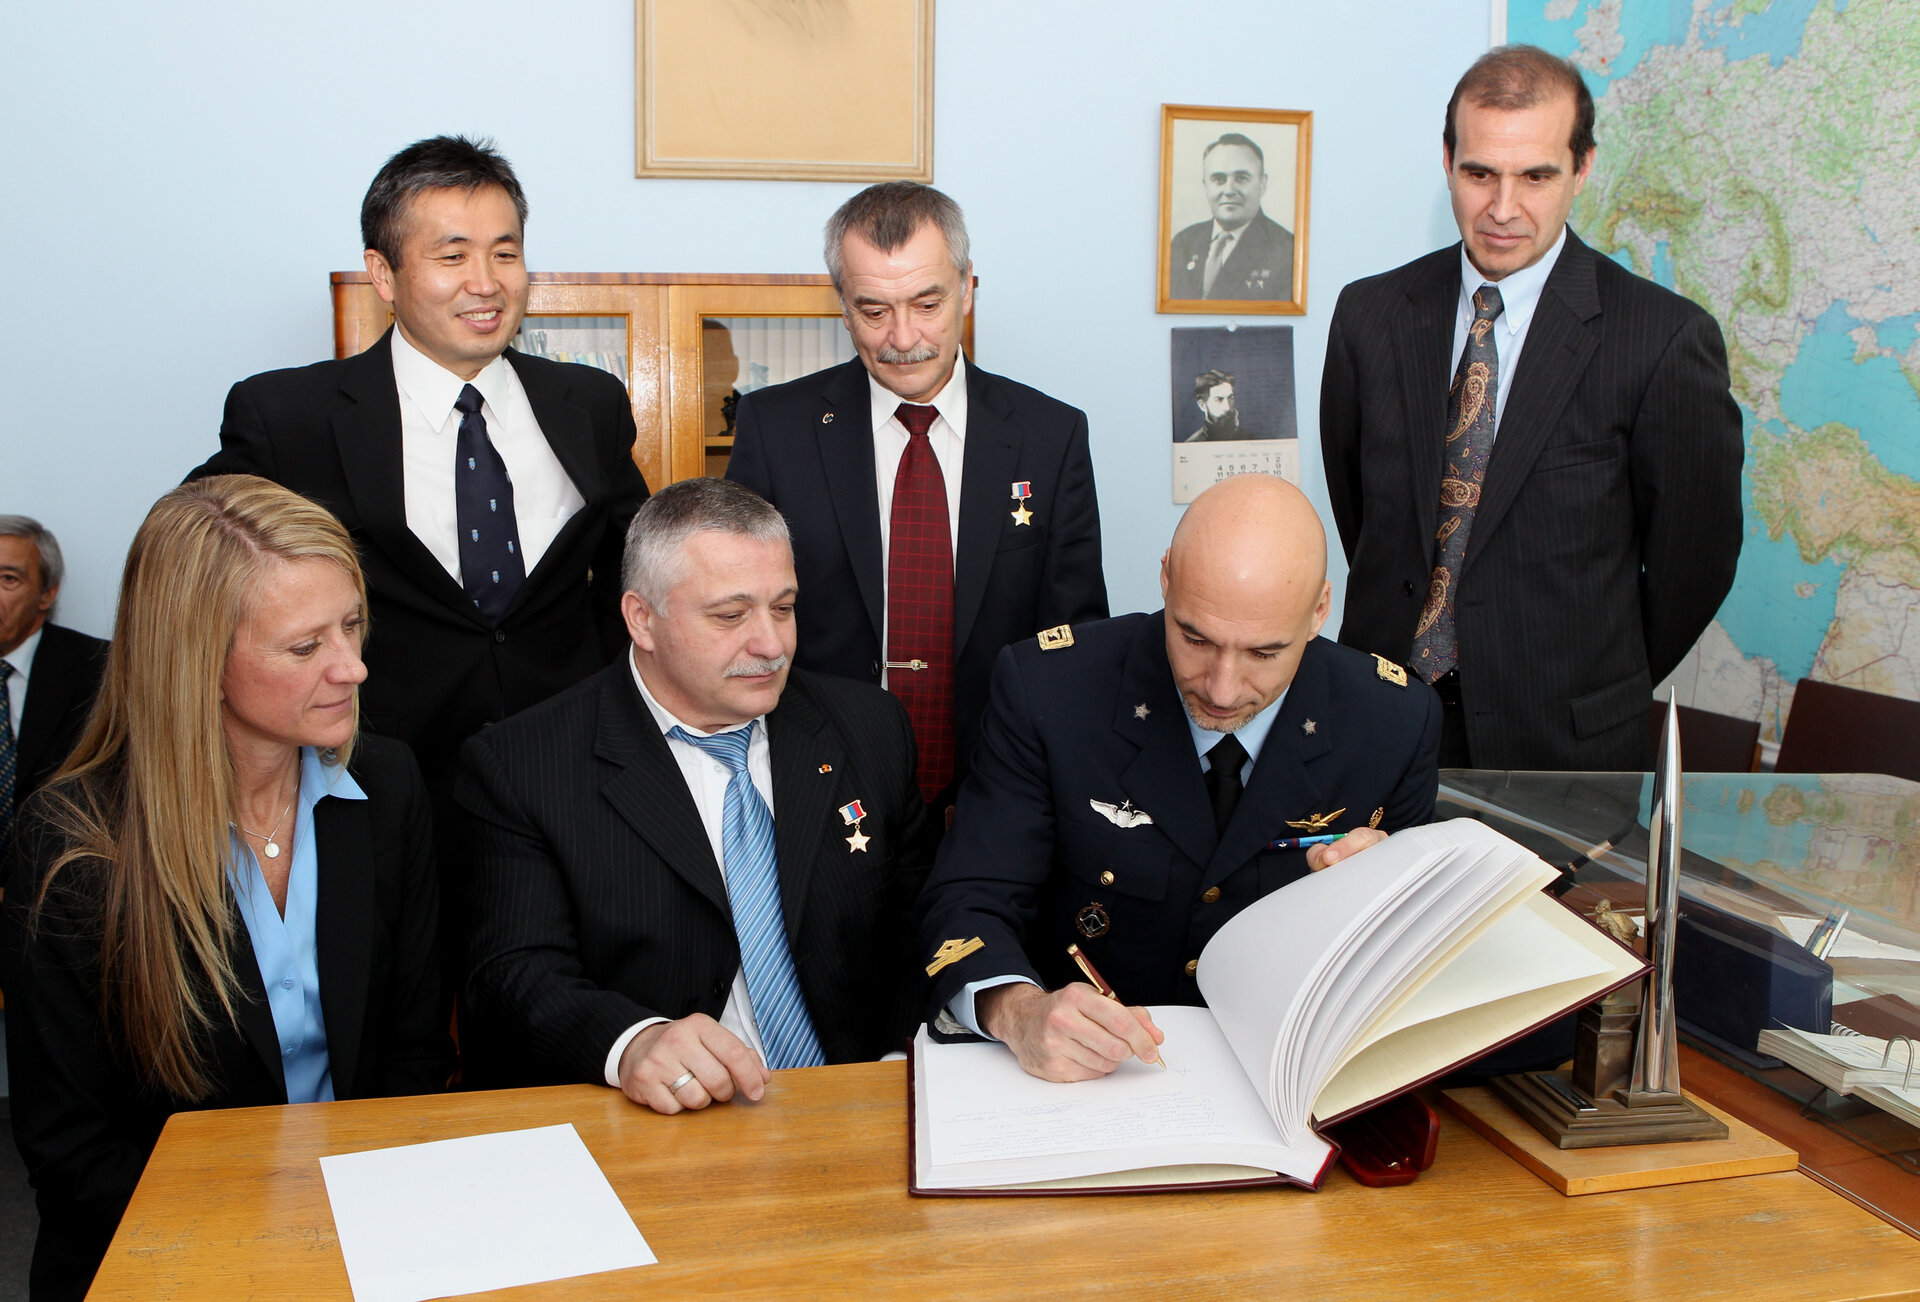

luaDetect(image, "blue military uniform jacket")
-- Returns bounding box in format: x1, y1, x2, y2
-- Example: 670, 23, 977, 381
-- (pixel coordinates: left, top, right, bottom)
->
915, 611, 1441, 1015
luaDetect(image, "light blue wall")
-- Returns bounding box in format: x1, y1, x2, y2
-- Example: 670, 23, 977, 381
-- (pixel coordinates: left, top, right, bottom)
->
3, 1, 1486, 638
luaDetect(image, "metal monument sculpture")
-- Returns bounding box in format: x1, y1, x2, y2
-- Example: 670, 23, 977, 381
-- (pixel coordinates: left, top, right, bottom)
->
1489, 692, 1728, 1147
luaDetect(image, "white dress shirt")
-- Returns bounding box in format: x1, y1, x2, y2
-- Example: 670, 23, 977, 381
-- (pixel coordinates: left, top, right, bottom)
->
1, 625, 41, 737
1451, 226, 1568, 435
948, 686, 1290, 1037
601, 651, 775, 1087
868, 356, 968, 690
390, 326, 584, 585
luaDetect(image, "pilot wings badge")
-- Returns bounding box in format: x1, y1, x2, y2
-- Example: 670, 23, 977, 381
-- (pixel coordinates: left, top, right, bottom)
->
1090, 798, 1154, 829
1284, 807, 1347, 833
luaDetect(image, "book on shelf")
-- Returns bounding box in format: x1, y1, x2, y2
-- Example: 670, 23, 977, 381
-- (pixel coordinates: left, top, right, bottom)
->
910, 819, 1647, 1195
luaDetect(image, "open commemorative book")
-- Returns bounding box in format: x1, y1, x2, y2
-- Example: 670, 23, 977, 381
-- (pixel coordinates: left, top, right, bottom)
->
910, 818, 1646, 1195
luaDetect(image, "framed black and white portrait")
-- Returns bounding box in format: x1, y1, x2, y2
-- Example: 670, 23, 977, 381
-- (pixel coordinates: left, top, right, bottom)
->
1158, 105, 1312, 315
1170, 326, 1298, 503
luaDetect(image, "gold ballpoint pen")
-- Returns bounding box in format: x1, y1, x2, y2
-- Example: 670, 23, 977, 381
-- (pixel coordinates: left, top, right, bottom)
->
1067, 943, 1170, 1069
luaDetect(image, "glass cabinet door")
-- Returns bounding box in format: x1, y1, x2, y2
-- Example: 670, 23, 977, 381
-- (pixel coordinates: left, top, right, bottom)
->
699, 317, 856, 475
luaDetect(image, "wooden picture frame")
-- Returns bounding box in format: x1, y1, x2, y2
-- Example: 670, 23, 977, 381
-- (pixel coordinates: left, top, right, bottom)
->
635, 0, 934, 181
1158, 104, 1312, 315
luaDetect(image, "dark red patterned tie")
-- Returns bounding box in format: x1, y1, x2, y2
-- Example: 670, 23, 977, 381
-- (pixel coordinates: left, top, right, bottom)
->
887, 402, 956, 801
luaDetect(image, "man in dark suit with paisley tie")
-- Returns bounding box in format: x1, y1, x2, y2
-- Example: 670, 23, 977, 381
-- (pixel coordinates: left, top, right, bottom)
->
1321, 46, 1742, 770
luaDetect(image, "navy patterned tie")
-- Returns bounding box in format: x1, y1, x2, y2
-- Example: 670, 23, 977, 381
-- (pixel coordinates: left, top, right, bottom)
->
453, 384, 526, 625
0, 662, 15, 839
1412, 284, 1504, 683
668, 725, 826, 1070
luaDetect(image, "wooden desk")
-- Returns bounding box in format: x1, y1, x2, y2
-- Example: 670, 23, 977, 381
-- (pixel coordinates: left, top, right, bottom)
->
91, 1063, 1920, 1302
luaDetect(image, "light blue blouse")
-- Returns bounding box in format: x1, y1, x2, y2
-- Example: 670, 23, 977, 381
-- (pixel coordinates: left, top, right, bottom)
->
227, 747, 364, 1104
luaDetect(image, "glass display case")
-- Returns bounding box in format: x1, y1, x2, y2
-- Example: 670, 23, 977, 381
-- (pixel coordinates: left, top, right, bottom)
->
1439, 769, 1920, 1234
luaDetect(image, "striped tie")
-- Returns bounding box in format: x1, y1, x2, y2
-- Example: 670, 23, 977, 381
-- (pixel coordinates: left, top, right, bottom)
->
669, 724, 826, 1070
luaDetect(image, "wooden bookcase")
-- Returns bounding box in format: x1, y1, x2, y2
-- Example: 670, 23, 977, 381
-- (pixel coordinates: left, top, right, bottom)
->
331, 272, 976, 488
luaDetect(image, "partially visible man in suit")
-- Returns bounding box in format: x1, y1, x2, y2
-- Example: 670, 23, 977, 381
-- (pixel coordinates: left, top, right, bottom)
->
1321, 45, 1743, 771
727, 182, 1107, 816
1183, 370, 1263, 443
0, 516, 107, 840
192, 136, 650, 922
458, 478, 935, 1111
915, 475, 1439, 1081
1169, 133, 1295, 302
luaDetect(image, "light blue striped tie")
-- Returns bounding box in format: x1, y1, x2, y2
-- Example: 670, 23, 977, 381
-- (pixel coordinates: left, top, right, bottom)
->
669, 725, 826, 1070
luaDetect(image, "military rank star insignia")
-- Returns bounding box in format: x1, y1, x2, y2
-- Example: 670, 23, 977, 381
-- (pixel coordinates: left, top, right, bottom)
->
1301, 719, 1317, 736
839, 799, 870, 852
1134, 702, 1151, 720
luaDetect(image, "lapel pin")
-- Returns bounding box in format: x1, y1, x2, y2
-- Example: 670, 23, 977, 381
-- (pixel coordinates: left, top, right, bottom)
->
1301, 718, 1317, 736
926, 936, 984, 976
1010, 480, 1034, 527
1090, 798, 1154, 828
818, 763, 833, 774
839, 799, 870, 853
1285, 807, 1347, 833
1369, 807, 1385, 829
821, 412, 835, 424
1134, 702, 1151, 721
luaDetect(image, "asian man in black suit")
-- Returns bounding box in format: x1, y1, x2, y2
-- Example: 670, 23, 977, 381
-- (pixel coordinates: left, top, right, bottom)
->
1321, 46, 1743, 771
457, 477, 935, 1111
915, 475, 1439, 1081
0, 517, 107, 841
191, 135, 650, 967
726, 182, 1107, 819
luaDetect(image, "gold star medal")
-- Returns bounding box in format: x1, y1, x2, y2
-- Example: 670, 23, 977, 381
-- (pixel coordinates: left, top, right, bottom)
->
838, 799, 870, 853
1010, 480, 1034, 526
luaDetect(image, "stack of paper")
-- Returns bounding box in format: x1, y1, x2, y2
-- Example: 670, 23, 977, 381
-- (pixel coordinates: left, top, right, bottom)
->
1756, 1027, 1918, 1095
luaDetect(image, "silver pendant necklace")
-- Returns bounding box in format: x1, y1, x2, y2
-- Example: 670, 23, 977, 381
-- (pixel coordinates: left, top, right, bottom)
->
233, 798, 294, 860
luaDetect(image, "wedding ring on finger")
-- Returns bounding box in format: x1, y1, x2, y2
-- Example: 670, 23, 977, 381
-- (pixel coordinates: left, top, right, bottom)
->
667, 1070, 697, 1094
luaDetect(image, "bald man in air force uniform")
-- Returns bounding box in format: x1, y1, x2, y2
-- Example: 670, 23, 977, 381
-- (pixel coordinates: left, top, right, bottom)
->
914, 475, 1440, 1081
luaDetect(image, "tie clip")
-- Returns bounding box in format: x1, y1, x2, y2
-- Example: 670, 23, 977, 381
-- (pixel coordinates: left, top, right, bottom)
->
884, 659, 931, 671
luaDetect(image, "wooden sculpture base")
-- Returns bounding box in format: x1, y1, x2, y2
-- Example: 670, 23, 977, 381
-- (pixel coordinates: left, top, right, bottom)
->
1442, 1085, 1796, 1196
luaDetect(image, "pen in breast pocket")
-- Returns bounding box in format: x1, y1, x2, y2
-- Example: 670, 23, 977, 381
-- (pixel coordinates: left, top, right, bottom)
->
1268, 832, 1346, 850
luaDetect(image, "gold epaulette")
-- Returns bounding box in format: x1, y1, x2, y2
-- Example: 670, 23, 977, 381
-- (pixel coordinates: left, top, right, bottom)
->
1372, 654, 1408, 687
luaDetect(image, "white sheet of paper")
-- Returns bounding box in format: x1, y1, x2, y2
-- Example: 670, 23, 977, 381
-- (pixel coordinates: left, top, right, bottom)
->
319, 1123, 655, 1302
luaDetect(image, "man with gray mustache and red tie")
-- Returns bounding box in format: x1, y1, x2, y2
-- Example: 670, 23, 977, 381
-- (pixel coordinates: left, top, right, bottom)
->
727, 182, 1109, 827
